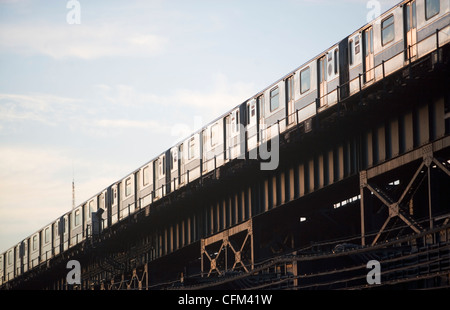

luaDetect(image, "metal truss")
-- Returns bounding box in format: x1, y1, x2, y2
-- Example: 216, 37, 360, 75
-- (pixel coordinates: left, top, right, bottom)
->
360, 143, 450, 246
201, 220, 254, 277
103, 264, 148, 290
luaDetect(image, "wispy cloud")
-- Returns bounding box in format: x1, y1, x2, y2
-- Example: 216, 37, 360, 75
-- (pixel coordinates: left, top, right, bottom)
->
0, 23, 169, 59
0, 93, 81, 126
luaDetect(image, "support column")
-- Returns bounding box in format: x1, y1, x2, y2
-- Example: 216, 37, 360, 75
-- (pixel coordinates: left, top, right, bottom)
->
360, 170, 367, 246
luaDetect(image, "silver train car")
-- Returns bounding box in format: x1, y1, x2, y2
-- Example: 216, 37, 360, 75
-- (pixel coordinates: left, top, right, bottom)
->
1, 0, 449, 287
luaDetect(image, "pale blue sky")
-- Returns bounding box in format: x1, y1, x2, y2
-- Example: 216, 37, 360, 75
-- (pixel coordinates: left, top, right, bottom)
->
0, 0, 399, 253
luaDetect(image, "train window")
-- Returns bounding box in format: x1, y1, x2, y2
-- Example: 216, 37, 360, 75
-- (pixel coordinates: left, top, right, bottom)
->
211, 124, 219, 146
349, 40, 354, 65
125, 177, 132, 196
75, 209, 81, 226
8, 251, 12, 265
364, 28, 374, 56
334, 49, 339, 74
286, 76, 294, 103
89, 200, 95, 217
111, 187, 117, 204
300, 67, 310, 94
203, 130, 208, 151
32, 235, 38, 251
319, 56, 327, 82
189, 138, 195, 160
143, 166, 150, 186
425, 0, 439, 20
270, 87, 279, 112
100, 193, 105, 209
381, 15, 395, 46
55, 222, 59, 237
171, 150, 177, 170
45, 227, 50, 244
405, 2, 417, 31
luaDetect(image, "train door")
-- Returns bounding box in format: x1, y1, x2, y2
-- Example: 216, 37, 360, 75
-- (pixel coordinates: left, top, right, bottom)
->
363, 26, 374, 82
229, 110, 240, 159
202, 128, 208, 173
110, 184, 119, 225
21, 241, 28, 273
99, 190, 108, 229
179, 144, 185, 185
285, 76, 295, 125
170, 147, 179, 190
318, 55, 328, 107
60, 215, 69, 252
404, 0, 417, 61
155, 154, 166, 198
257, 95, 265, 144
247, 99, 257, 152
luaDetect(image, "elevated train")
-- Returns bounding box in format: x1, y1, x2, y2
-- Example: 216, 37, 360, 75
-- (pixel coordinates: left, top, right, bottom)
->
1, 0, 449, 286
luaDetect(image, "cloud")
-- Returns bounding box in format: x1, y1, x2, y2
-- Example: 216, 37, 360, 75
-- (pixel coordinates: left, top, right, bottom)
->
0, 93, 81, 126
0, 22, 168, 59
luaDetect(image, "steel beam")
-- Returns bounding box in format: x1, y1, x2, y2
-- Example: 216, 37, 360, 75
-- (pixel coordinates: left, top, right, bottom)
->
360, 140, 450, 246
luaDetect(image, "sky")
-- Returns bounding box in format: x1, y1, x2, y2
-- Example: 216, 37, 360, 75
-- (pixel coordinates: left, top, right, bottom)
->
0, 0, 400, 254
